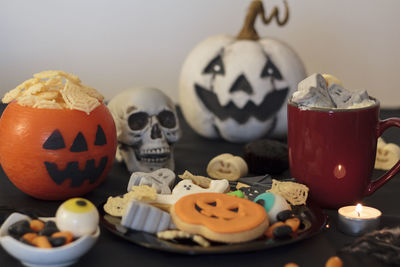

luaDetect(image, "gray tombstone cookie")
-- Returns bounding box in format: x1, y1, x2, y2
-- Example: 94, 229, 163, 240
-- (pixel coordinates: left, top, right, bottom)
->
127, 168, 175, 194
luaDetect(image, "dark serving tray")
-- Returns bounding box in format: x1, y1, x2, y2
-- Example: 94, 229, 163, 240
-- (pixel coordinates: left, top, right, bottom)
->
99, 200, 327, 255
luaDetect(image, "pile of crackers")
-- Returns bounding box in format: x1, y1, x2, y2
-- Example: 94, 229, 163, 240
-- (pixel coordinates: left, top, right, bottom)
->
2, 70, 104, 114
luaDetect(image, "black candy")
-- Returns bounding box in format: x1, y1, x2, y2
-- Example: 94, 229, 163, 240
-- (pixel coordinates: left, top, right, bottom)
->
39, 221, 59, 236
273, 225, 293, 239
277, 210, 295, 221
48, 236, 67, 247
8, 220, 33, 238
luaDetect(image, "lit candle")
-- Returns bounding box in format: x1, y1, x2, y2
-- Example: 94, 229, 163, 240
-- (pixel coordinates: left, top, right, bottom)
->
337, 204, 382, 236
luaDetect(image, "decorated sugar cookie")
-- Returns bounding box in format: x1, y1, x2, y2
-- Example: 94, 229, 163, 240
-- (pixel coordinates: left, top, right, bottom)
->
207, 153, 248, 181
155, 179, 229, 206
375, 137, 400, 170
171, 192, 269, 243
127, 168, 175, 194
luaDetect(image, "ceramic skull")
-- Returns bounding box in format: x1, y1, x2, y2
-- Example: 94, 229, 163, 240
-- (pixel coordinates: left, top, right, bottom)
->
107, 87, 181, 172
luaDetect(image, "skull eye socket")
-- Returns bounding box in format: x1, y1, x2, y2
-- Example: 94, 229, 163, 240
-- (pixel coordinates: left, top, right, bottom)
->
128, 112, 149, 131
203, 55, 225, 75
157, 110, 176, 129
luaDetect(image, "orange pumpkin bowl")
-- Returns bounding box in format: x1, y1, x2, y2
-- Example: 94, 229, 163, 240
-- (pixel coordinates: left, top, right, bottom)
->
0, 101, 117, 200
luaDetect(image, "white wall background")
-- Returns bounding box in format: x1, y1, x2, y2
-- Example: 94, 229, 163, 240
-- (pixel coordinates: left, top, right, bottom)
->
1, 0, 399, 107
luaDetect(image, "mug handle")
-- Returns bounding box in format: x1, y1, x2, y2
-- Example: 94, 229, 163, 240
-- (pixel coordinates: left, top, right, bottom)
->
364, 117, 400, 196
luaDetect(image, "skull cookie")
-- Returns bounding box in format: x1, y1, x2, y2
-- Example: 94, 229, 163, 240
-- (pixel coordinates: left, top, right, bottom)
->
127, 168, 175, 194
108, 88, 181, 172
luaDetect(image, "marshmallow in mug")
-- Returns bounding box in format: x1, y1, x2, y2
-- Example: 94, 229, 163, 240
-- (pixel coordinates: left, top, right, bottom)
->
291, 73, 375, 109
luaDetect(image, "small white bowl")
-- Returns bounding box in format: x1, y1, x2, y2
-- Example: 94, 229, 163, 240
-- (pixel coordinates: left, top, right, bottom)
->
0, 212, 100, 267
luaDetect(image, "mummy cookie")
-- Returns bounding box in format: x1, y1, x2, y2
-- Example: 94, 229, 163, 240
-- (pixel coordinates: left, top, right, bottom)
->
155, 179, 229, 206
121, 200, 176, 234
375, 137, 400, 170
170, 192, 269, 243
127, 168, 175, 194
207, 153, 248, 181
254, 192, 291, 223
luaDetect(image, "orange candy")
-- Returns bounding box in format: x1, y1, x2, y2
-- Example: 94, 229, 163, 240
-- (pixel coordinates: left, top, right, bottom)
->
32, 236, 52, 249
22, 232, 38, 243
285, 217, 301, 232
30, 219, 45, 232
264, 221, 286, 238
325, 256, 343, 267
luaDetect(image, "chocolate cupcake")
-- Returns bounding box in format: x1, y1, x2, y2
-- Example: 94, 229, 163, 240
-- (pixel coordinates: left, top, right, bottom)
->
243, 139, 289, 175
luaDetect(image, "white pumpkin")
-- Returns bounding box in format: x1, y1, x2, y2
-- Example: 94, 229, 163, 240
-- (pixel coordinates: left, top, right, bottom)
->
178, 0, 306, 143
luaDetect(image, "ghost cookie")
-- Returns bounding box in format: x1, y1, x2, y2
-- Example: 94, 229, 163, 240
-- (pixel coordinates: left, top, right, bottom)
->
375, 137, 400, 170
170, 192, 269, 243
207, 153, 248, 181
127, 168, 175, 194
155, 179, 229, 206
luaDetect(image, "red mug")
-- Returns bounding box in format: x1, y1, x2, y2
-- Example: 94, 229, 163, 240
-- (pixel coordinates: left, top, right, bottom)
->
287, 99, 400, 208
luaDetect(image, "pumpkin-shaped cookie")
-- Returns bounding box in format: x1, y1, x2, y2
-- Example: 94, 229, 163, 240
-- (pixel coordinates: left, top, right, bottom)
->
206, 153, 248, 181
171, 192, 269, 243
179, 0, 306, 142
375, 137, 400, 170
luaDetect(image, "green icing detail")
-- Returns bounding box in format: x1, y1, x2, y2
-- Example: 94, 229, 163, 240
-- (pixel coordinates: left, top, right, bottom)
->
254, 192, 275, 212
227, 190, 245, 198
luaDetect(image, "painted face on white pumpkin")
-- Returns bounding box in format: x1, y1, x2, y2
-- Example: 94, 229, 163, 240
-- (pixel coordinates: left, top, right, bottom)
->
179, 35, 306, 142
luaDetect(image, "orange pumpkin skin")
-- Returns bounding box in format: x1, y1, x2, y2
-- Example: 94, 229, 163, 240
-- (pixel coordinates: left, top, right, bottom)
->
0, 102, 117, 200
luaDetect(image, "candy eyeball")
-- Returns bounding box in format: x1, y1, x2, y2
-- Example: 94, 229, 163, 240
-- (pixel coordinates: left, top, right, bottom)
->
56, 198, 99, 237
254, 192, 291, 223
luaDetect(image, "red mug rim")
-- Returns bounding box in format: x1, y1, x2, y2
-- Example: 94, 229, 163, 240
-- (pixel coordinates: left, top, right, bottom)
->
288, 96, 379, 113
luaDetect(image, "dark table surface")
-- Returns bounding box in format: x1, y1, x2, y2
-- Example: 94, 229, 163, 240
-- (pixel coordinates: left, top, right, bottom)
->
0, 105, 399, 267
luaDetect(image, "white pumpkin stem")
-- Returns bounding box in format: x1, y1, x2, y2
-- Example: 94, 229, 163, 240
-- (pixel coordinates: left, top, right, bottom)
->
237, 0, 289, 41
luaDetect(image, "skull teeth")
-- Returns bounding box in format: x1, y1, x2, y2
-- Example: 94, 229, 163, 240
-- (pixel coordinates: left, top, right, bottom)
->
135, 147, 171, 162
140, 157, 169, 163
139, 147, 170, 155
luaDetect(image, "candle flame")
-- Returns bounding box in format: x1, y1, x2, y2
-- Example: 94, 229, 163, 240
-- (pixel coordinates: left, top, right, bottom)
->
355, 203, 363, 217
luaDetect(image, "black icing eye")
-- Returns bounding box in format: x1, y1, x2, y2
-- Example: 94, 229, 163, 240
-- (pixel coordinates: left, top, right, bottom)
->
43, 130, 65, 150
128, 112, 149, 131
157, 110, 176, 129
70, 132, 88, 152
203, 55, 225, 75
94, 125, 107, 146
261, 57, 283, 80
256, 199, 265, 206
229, 207, 239, 213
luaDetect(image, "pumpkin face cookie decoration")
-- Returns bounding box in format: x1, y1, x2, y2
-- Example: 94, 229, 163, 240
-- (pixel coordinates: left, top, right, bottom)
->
171, 192, 269, 243
179, 0, 306, 142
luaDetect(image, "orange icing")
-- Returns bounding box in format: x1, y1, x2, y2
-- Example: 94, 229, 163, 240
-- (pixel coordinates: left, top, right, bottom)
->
174, 192, 267, 233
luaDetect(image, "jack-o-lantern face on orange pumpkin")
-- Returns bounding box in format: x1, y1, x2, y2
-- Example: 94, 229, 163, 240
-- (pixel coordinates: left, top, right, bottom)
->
42, 125, 108, 187
0, 102, 117, 200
